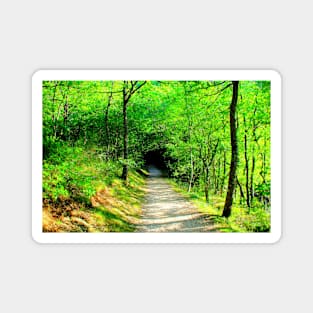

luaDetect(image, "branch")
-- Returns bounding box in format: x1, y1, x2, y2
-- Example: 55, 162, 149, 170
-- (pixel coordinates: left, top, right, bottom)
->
203, 83, 232, 97
209, 139, 220, 166
131, 81, 147, 94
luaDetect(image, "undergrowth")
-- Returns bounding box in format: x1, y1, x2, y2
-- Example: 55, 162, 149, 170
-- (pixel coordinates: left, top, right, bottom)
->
42, 145, 146, 232
169, 180, 270, 233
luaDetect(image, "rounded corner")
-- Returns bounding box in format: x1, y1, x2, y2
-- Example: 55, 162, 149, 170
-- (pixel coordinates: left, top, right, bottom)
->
31, 230, 44, 245
269, 231, 282, 244
268, 69, 282, 83
32, 69, 44, 82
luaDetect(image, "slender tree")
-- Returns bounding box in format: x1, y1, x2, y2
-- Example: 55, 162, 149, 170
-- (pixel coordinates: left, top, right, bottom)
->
121, 81, 146, 181
243, 115, 250, 208
104, 81, 114, 156
222, 81, 239, 218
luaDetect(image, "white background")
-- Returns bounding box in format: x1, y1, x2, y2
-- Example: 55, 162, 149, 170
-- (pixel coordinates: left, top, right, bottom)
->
0, 1, 312, 312
32, 70, 281, 244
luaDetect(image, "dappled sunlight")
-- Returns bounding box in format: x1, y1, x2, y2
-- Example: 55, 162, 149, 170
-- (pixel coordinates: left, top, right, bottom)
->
136, 165, 215, 232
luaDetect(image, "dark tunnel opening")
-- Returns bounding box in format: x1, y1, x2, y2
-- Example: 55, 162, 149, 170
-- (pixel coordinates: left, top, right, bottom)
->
144, 149, 167, 168
143, 148, 178, 178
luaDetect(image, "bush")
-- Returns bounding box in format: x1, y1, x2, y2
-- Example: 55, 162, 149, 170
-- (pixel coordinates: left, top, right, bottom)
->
43, 145, 121, 202
244, 209, 271, 232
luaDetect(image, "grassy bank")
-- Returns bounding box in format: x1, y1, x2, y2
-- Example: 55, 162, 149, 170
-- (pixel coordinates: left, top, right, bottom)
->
168, 180, 270, 233
43, 145, 146, 232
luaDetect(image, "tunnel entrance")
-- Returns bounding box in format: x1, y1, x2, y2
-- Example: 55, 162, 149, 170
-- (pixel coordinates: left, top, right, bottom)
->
144, 149, 168, 174
143, 148, 178, 178
144, 149, 167, 170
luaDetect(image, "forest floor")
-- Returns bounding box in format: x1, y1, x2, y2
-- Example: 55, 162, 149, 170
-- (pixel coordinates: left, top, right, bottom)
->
136, 165, 216, 232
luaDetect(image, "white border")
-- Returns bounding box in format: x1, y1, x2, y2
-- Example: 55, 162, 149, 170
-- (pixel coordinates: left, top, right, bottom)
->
32, 70, 282, 244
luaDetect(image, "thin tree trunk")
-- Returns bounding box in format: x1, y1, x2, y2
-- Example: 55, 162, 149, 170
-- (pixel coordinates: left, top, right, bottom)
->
63, 100, 69, 140
216, 158, 221, 193
222, 81, 239, 218
104, 81, 114, 156
188, 151, 194, 192
184, 82, 194, 193
236, 176, 245, 204
250, 107, 257, 206
250, 148, 255, 206
51, 82, 59, 138
202, 139, 219, 202
221, 150, 226, 194
122, 82, 129, 181
204, 165, 210, 202
243, 117, 250, 208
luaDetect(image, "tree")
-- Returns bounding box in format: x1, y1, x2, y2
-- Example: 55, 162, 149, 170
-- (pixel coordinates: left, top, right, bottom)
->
42, 79, 271, 216
121, 81, 146, 181
104, 81, 114, 157
222, 81, 239, 218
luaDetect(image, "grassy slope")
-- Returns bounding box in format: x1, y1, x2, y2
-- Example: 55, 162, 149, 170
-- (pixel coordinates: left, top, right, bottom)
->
168, 180, 271, 232
43, 146, 147, 232
43, 145, 270, 233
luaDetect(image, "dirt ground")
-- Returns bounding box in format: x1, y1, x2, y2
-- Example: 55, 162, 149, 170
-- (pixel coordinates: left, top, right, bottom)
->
136, 166, 215, 232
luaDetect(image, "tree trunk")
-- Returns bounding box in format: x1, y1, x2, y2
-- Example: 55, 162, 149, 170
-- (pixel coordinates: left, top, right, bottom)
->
104, 81, 114, 157
243, 117, 250, 208
236, 176, 245, 204
121, 82, 129, 181
62, 84, 70, 141
250, 152, 255, 206
204, 184, 209, 202
184, 82, 194, 193
51, 82, 59, 138
121, 80, 147, 182
188, 151, 194, 192
204, 165, 210, 202
221, 151, 226, 194
222, 81, 239, 218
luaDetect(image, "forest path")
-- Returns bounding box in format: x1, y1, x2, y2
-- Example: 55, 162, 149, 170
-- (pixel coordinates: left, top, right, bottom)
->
136, 165, 215, 232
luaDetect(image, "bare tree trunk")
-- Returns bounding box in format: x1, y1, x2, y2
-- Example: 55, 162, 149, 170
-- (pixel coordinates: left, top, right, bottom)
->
250, 107, 258, 206
183, 82, 194, 193
261, 142, 267, 185
104, 81, 114, 157
188, 151, 194, 192
213, 160, 217, 193
243, 116, 250, 208
250, 152, 255, 206
61, 83, 70, 141
202, 140, 219, 203
236, 176, 245, 204
222, 81, 239, 218
215, 158, 220, 193
51, 82, 59, 138
204, 165, 210, 202
121, 82, 129, 181
220, 151, 226, 194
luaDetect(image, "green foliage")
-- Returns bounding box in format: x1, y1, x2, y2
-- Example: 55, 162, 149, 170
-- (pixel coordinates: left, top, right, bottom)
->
43, 143, 146, 232
169, 179, 270, 233
255, 182, 271, 198
43, 144, 120, 202
42, 79, 271, 232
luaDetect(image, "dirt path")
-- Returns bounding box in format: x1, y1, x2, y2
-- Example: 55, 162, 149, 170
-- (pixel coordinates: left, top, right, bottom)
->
136, 165, 215, 232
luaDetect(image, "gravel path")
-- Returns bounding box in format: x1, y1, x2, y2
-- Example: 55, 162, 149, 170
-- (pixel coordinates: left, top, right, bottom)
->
136, 165, 215, 232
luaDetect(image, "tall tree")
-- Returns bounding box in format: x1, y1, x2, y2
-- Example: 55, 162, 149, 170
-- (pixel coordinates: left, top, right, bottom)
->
222, 81, 239, 218
104, 81, 114, 156
121, 81, 146, 181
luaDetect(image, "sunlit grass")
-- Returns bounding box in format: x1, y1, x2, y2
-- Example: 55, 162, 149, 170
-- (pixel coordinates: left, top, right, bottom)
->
168, 179, 270, 233
42, 146, 146, 232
